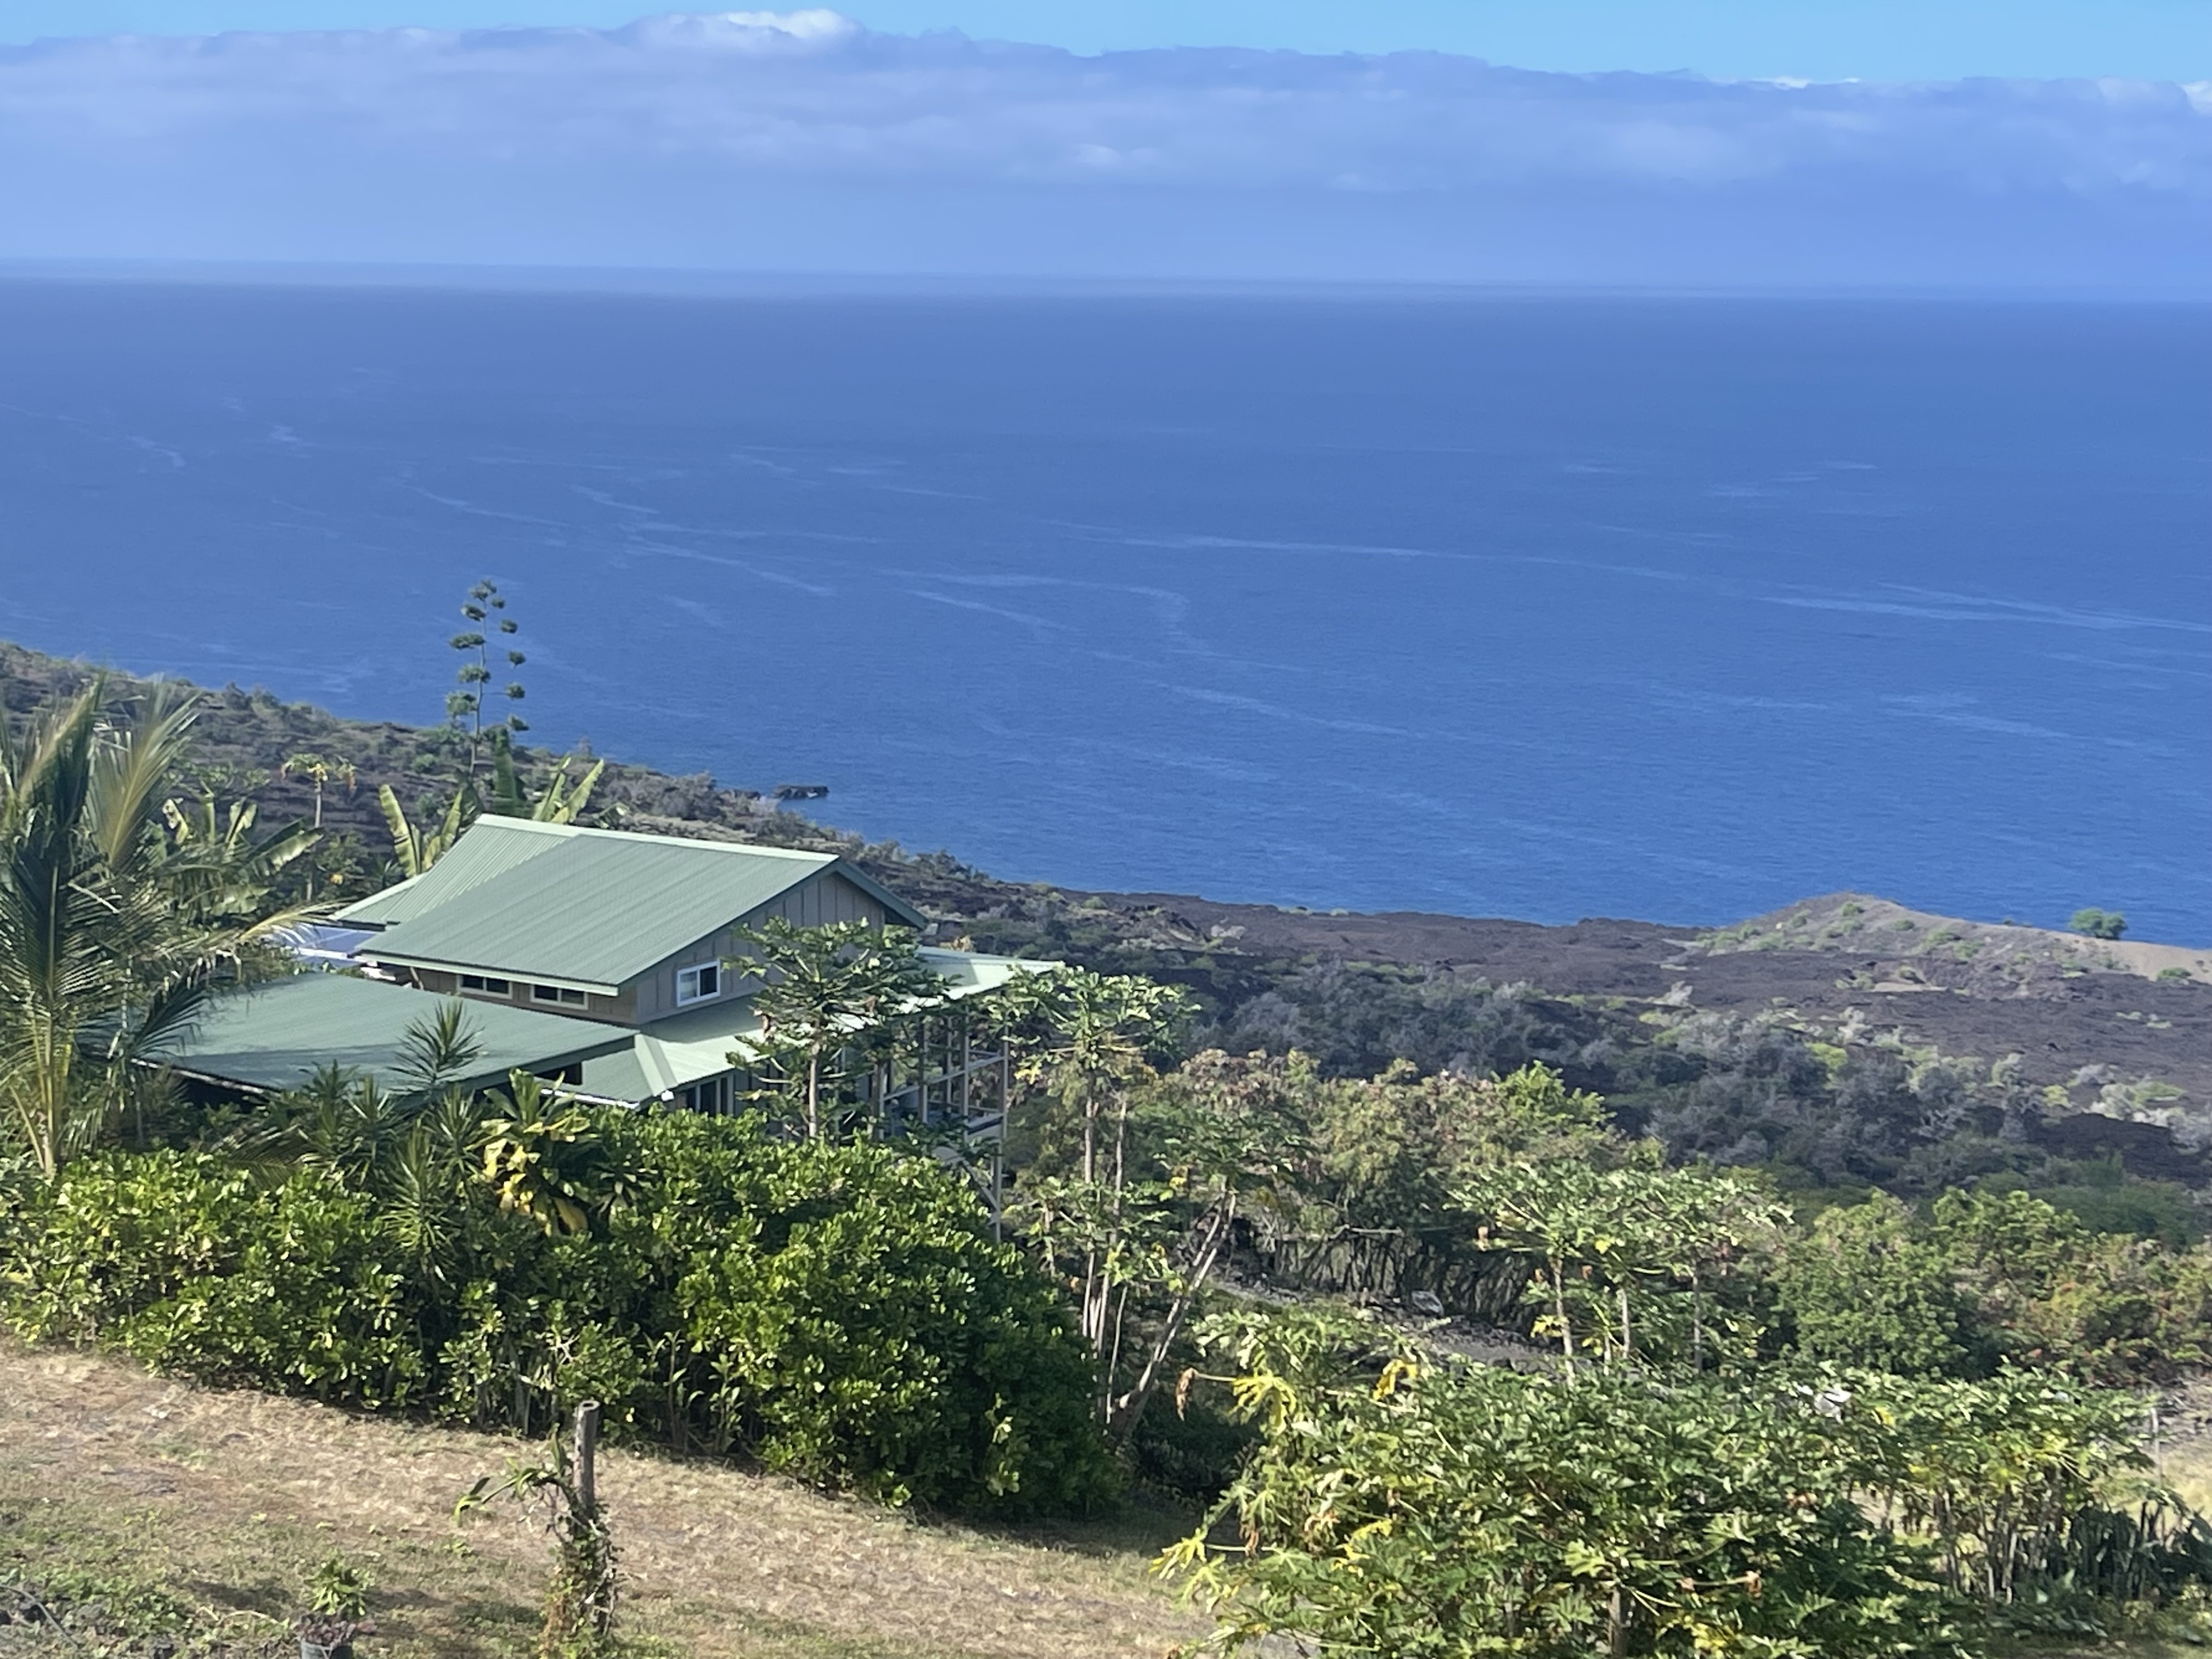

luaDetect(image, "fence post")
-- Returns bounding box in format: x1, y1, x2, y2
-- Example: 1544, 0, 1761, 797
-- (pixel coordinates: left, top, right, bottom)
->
575, 1400, 601, 1516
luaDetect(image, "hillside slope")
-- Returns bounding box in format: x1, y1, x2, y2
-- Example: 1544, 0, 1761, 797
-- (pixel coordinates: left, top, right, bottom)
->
0, 1340, 1199, 1658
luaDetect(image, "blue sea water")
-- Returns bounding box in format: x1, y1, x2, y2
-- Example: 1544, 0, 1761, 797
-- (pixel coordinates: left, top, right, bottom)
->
0, 276, 2206, 940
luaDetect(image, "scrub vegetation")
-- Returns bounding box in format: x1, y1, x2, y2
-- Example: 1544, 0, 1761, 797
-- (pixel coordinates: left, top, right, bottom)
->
5, 640, 2212, 1657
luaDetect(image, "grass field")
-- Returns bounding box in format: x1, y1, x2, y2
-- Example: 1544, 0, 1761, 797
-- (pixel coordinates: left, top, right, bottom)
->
0, 1339, 1204, 1657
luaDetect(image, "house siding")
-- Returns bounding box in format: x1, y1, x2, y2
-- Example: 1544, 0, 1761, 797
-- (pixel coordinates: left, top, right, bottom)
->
628, 868, 887, 1020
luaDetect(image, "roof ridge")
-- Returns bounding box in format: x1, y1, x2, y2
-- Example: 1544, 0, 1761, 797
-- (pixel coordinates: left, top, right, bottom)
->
471, 816, 837, 864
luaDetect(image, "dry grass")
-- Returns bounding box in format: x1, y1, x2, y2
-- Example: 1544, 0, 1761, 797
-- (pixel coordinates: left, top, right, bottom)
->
0, 1339, 1205, 1658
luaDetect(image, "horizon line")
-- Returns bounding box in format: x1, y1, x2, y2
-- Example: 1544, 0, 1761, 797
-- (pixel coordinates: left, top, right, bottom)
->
5, 257, 2209, 307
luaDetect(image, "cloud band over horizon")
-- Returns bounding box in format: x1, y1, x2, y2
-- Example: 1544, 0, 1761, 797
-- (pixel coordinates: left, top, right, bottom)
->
5, 9, 2209, 287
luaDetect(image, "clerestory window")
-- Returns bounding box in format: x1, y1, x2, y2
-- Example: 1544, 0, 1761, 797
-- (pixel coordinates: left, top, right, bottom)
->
676, 962, 721, 1007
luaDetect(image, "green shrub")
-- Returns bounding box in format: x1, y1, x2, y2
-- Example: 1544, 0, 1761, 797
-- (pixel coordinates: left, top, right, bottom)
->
622, 1114, 1111, 1510
1773, 1192, 1980, 1377
6, 1152, 424, 1406
1171, 1311, 2207, 1657
2071, 908, 2129, 940
1772, 1187, 2212, 1385
1, 1114, 1115, 1516
1170, 1313, 1961, 1657
1932, 1188, 2212, 1383
306, 1552, 373, 1620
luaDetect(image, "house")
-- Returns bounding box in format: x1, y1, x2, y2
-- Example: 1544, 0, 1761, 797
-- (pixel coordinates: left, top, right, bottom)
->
150, 818, 1042, 1137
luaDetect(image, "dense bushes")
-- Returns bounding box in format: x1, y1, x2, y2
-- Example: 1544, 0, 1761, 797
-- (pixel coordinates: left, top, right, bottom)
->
8, 1154, 424, 1404
0, 1110, 1114, 1515
1170, 1311, 2212, 1658
1146, 1051, 2212, 1392
1182, 1358, 1938, 1654
1189, 962, 2199, 1209
1775, 1188, 2212, 1384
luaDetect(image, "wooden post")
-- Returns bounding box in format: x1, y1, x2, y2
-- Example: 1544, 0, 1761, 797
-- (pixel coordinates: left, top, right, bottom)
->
960, 1017, 972, 1125
575, 1401, 601, 1516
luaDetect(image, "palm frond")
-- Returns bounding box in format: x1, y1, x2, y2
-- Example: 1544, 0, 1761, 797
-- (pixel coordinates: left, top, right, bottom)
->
88, 681, 199, 878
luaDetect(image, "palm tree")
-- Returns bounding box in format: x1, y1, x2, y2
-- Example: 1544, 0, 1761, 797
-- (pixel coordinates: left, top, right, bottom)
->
0, 680, 312, 1176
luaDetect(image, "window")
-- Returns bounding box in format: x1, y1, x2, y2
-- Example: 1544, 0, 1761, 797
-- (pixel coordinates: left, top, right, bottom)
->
676, 962, 721, 1007
675, 1075, 730, 1114
459, 973, 512, 995
531, 983, 588, 1007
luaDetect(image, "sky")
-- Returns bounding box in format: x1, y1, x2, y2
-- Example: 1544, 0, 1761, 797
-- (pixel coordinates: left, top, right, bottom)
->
2, 0, 2207, 82
1, 4, 2207, 288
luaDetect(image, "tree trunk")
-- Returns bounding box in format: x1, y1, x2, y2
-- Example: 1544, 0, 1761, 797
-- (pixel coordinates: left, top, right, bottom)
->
1108, 1201, 1235, 1438
1551, 1259, 1575, 1378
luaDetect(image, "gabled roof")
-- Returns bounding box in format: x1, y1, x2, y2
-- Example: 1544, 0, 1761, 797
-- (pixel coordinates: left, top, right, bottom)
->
335, 817, 927, 990
577, 947, 1055, 1103
144, 973, 629, 1096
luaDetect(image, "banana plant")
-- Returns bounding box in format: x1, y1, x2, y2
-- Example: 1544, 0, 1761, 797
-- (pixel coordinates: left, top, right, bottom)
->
159, 791, 319, 918
378, 781, 474, 878
485, 729, 605, 825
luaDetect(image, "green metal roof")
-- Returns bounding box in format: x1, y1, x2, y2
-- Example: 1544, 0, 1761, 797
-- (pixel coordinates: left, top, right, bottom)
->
144, 973, 630, 1096
335, 816, 571, 927
914, 947, 1052, 1000
576, 948, 1056, 1104
342, 819, 926, 989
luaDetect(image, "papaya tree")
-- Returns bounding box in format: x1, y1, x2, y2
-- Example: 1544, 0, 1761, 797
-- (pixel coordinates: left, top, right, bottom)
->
1462, 1157, 1785, 1373
280, 751, 357, 830
725, 918, 948, 1139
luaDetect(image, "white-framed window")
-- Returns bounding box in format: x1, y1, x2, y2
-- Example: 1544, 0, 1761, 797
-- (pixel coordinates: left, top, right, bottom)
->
459, 973, 512, 995
532, 983, 588, 1007
676, 962, 721, 1007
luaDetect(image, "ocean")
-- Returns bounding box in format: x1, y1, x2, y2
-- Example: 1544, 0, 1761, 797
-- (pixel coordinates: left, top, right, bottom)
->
1, 275, 2206, 939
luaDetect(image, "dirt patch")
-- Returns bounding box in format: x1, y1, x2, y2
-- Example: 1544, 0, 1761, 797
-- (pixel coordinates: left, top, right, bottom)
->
0, 1340, 1201, 1659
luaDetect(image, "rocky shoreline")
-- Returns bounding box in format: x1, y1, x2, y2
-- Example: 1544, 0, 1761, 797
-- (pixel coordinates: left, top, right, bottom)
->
6, 637, 2207, 1169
